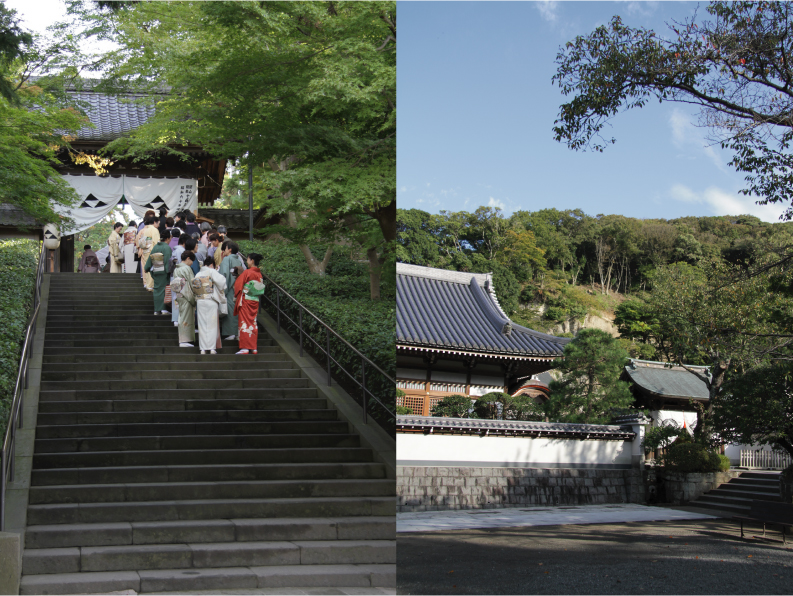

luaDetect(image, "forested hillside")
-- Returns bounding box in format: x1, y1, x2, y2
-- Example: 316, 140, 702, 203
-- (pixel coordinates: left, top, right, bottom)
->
397, 206, 793, 360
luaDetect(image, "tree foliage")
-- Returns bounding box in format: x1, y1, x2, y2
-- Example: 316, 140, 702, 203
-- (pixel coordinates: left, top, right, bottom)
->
553, 1, 793, 219
63, 1, 395, 293
545, 329, 635, 424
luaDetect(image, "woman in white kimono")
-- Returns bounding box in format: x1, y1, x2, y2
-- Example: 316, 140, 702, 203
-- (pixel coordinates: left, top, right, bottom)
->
107, 223, 123, 273
123, 221, 139, 274
192, 256, 227, 355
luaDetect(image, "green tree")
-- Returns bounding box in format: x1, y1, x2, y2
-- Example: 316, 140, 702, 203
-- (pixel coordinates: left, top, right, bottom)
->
430, 395, 477, 419
545, 328, 634, 424
0, 4, 84, 224
715, 361, 793, 458
66, 1, 395, 294
553, 1, 793, 218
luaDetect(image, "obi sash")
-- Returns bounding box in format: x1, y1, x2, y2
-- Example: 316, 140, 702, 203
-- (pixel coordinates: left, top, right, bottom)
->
123, 231, 136, 245
192, 276, 214, 299
243, 280, 266, 302
150, 252, 166, 273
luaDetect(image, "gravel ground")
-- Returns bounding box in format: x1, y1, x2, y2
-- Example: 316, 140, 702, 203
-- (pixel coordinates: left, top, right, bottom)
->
397, 517, 793, 594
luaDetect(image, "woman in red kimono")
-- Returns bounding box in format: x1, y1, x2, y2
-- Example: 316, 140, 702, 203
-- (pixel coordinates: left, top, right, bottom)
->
234, 252, 265, 354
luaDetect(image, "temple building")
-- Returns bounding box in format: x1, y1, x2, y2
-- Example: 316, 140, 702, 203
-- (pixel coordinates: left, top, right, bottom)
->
622, 358, 710, 430
396, 263, 569, 416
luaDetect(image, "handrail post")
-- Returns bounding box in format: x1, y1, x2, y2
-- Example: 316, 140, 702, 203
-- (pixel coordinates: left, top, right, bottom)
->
276, 289, 280, 334
298, 309, 303, 357
1, 450, 5, 531
362, 357, 367, 424
326, 328, 332, 387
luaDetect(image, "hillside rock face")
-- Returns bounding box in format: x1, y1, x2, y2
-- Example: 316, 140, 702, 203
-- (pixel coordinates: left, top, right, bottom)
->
551, 313, 619, 337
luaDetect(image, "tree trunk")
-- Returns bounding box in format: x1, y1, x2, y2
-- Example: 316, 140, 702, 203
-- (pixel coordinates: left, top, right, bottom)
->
287, 211, 333, 275
367, 247, 382, 300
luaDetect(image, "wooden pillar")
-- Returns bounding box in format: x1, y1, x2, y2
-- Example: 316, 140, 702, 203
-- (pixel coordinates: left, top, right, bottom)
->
422, 353, 437, 417
59, 234, 74, 273
463, 356, 477, 396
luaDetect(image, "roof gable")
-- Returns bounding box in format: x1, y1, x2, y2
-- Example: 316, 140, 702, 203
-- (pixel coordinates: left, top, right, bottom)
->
624, 359, 710, 400
396, 263, 569, 357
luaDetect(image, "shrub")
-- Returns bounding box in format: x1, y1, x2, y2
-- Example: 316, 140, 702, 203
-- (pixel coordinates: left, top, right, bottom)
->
0, 240, 39, 439
473, 392, 503, 419
237, 240, 395, 431
396, 406, 413, 415
431, 395, 477, 418
665, 443, 727, 473
473, 392, 546, 421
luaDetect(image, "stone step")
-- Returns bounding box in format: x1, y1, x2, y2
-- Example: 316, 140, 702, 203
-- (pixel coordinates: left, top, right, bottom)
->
710, 486, 781, 500
43, 346, 281, 356
35, 419, 346, 440
34, 432, 358, 454
29, 478, 395, 505
41, 369, 301, 382
41, 361, 297, 373
33, 447, 372, 469
20, 563, 395, 594
694, 493, 779, 508
43, 353, 291, 364
24, 516, 396, 548
40, 377, 309, 391
43, 339, 275, 348
686, 499, 750, 515
27, 496, 394, 525
32, 462, 387, 487
36, 408, 335, 428
38, 387, 318, 402
23, 539, 395, 575
726, 478, 781, 489
38, 397, 329, 414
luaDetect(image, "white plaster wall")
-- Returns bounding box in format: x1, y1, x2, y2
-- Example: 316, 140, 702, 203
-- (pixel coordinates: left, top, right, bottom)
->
397, 433, 631, 467
724, 442, 775, 465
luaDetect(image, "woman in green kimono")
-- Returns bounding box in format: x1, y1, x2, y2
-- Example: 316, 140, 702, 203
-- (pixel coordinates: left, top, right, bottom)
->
144, 239, 172, 315
218, 241, 245, 341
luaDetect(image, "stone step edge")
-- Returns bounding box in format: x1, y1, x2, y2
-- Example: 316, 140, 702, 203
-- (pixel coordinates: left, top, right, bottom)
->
20, 563, 395, 594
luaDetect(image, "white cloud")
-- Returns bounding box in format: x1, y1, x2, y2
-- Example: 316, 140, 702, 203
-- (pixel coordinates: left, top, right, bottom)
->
488, 196, 506, 210
399, 186, 406, 193
535, 1, 559, 23
669, 184, 786, 222
620, 1, 659, 18
669, 109, 728, 173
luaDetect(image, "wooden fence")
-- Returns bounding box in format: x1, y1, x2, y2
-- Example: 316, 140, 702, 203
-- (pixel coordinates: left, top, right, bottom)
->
740, 449, 792, 470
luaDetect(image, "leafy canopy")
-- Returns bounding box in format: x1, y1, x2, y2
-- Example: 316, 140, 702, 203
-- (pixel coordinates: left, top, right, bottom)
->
553, 1, 793, 218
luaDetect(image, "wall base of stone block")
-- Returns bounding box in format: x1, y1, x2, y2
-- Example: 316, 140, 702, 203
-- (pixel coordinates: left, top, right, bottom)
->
662, 470, 741, 505
397, 466, 646, 512
0, 532, 21, 595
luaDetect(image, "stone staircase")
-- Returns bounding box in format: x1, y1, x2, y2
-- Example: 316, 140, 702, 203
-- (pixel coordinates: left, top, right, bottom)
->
20, 274, 395, 594
690, 471, 781, 515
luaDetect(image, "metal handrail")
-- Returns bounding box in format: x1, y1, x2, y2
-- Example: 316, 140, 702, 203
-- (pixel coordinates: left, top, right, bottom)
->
250, 267, 395, 429
1, 242, 45, 531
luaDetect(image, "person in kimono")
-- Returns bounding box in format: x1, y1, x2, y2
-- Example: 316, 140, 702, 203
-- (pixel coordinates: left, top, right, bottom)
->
234, 252, 264, 355
77, 245, 100, 273
218, 241, 244, 341
123, 221, 138, 274
184, 238, 201, 275
193, 256, 227, 355
168, 227, 180, 250
106, 223, 123, 273
136, 215, 160, 291
144, 238, 172, 315
173, 251, 196, 347
171, 234, 187, 327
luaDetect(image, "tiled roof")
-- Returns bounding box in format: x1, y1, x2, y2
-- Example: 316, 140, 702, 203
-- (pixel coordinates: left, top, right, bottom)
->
0, 203, 39, 226
197, 208, 269, 230
397, 415, 635, 440
396, 263, 569, 357
69, 91, 157, 142
624, 359, 710, 400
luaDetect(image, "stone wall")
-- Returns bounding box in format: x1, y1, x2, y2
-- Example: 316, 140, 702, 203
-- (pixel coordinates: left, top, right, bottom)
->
779, 472, 793, 505
398, 466, 645, 512
662, 470, 741, 505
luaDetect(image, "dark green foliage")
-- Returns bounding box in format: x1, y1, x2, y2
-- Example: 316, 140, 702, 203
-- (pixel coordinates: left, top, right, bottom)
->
546, 329, 634, 424
431, 395, 477, 418
473, 392, 545, 422
396, 406, 413, 415
0, 240, 38, 438
238, 239, 395, 432
665, 443, 723, 474
643, 424, 683, 456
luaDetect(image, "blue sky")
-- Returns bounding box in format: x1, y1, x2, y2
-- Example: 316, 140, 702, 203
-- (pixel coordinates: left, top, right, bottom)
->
397, 1, 787, 223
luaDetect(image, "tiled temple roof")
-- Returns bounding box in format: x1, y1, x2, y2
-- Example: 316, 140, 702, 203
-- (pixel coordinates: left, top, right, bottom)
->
396, 263, 569, 357
69, 90, 157, 142
196, 207, 269, 230
623, 359, 710, 400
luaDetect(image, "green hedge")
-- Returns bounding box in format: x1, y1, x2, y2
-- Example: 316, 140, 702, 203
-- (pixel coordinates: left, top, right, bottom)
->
238, 240, 395, 432
0, 240, 39, 439
665, 443, 730, 473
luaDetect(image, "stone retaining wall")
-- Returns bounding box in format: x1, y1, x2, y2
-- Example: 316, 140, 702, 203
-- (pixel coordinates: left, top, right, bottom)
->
398, 466, 645, 512
662, 470, 741, 505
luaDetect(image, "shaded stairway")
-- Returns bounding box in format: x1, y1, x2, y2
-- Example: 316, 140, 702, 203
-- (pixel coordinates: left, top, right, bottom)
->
21, 274, 395, 594
690, 471, 781, 515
